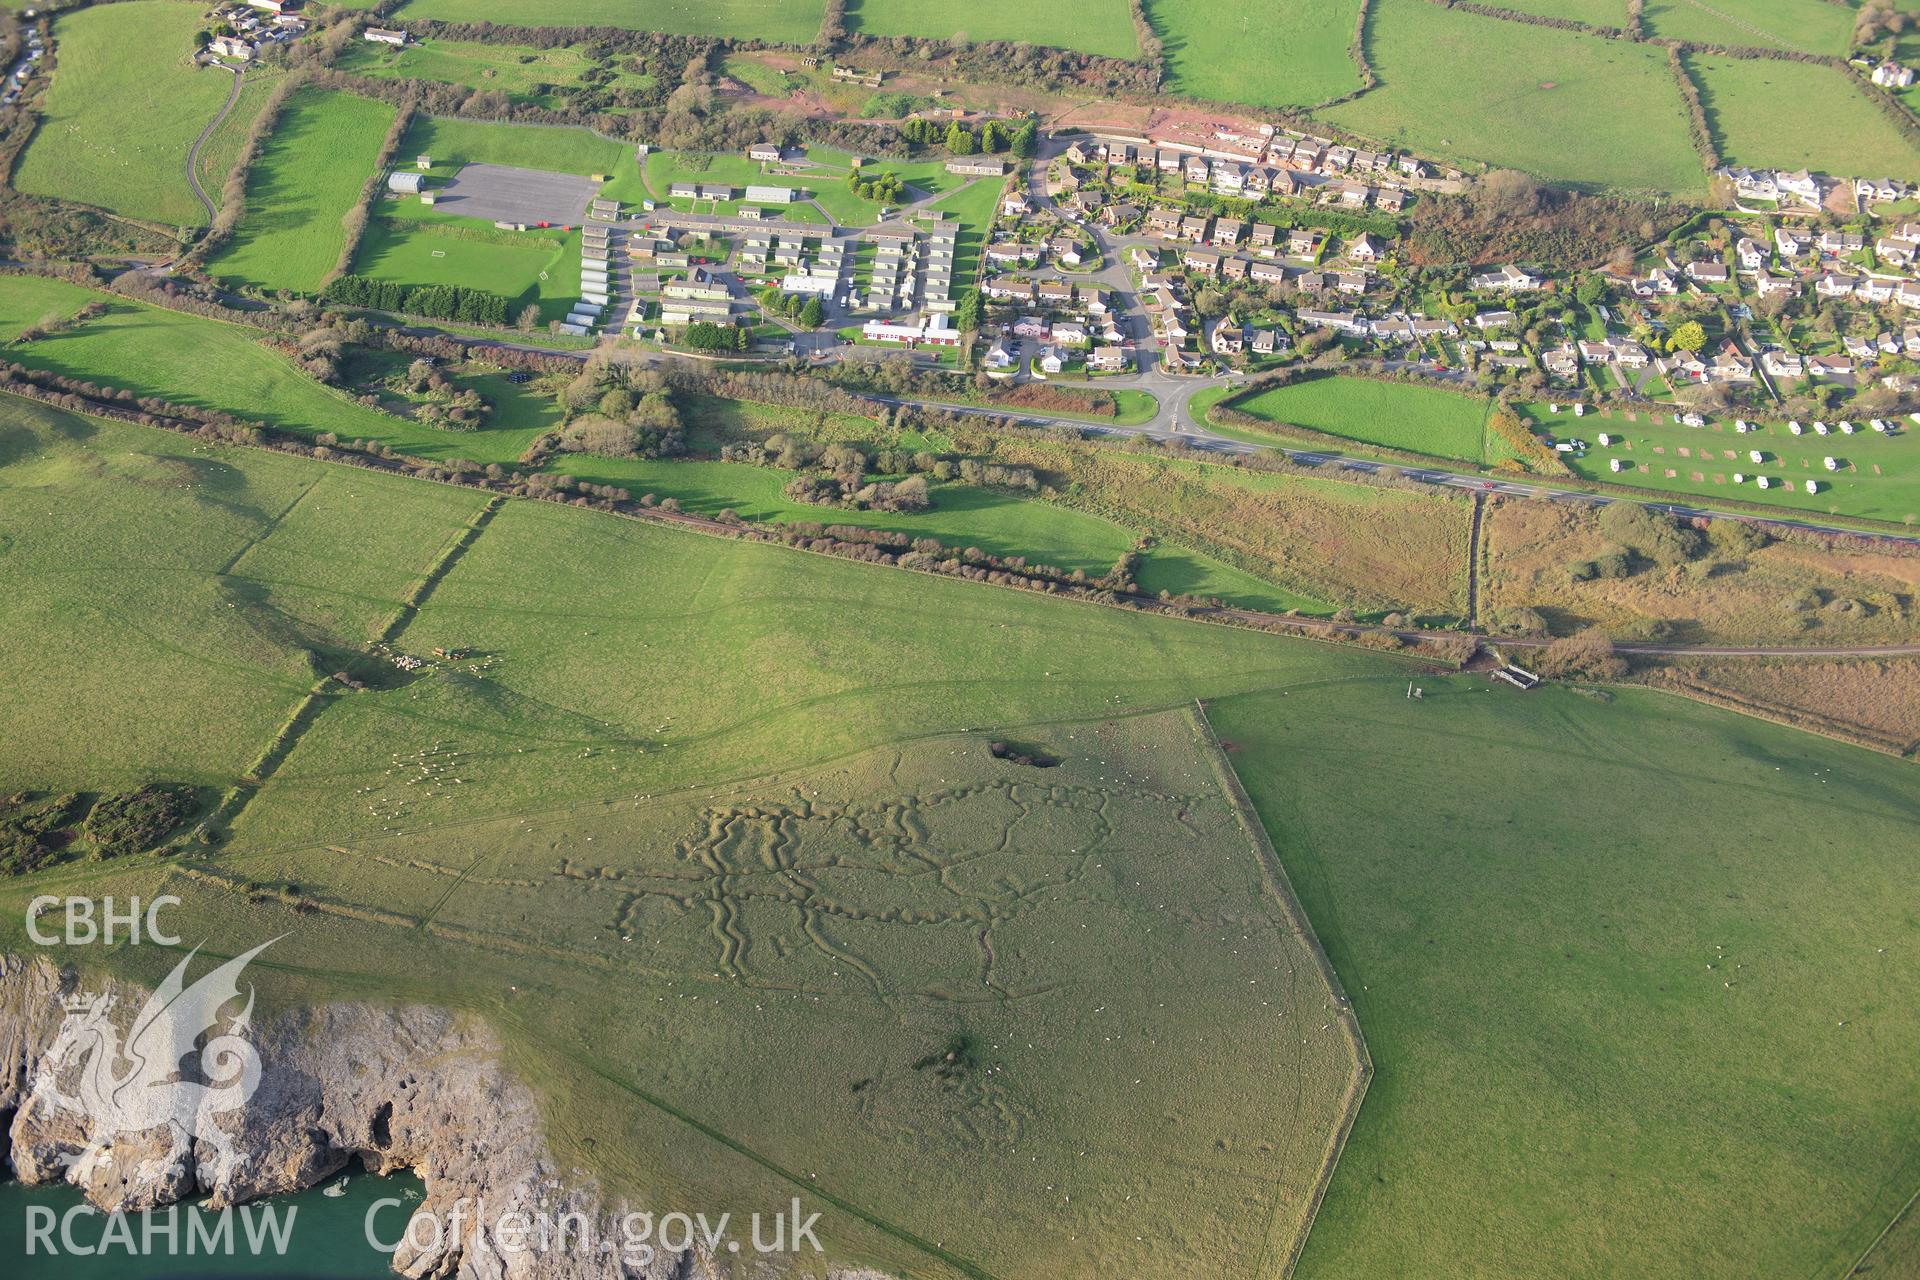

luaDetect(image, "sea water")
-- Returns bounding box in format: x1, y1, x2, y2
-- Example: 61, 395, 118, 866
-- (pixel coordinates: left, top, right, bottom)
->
0, 1167, 424, 1278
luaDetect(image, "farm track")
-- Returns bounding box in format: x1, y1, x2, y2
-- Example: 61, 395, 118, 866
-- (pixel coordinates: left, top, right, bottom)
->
1464, 491, 1485, 629
184, 64, 244, 225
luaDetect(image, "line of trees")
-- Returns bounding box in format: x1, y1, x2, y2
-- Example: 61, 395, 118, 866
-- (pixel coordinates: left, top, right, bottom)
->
324, 274, 514, 325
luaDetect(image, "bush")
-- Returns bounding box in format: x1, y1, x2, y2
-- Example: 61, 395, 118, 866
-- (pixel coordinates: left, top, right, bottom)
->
83, 785, 195, 859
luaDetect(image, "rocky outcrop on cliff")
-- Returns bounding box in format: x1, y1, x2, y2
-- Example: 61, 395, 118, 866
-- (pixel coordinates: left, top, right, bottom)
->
0, 952, 890, 1280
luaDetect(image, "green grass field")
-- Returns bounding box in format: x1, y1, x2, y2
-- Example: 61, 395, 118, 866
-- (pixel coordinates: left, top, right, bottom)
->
1485, 0, 1627, 22
392, 0, 827, 42
0, 275, 549, 462
192, 68, 286, 221
336, 36, 654, 108
353, 210, 585, 324
0, 276, 1340, 610
844, 0, 1140, 59
208, 89, 397, 295
13, 1, 237, 226
1228, 377, 1493, 462
402, 115, 632, 181
1643, 0, 1856, 56
0, 405, 1396, 1278
1523, 403, 1920, 524
1148, 0, 1364, 109
1212, 680, 1920, 1279
0, 397, 492, 789
1323, 0, 1705, 194
1689, 55, 1920, 183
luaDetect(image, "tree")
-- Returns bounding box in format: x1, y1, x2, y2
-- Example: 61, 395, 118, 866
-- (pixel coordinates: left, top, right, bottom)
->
946, 122, 978, 155
1670, 320, 1707, 352
798, 296, 825, 329
1575, 274, 1609, 305
1010, 119, 1038, 159
517, 304, 540, 332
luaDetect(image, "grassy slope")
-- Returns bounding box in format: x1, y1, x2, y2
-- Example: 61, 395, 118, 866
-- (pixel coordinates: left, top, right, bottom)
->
192, 68, 286, 220
1486, 0, 1626, 21
0, 277, 1321, 611
13, 0, 235, 226
844, 0, 1140, 60
335, 37, 653, 106
391, 0, 827, 42
1211, 680, 1920, 1280
1690, 55, 1920, 184
1230, 377, 1492, 463
0, 397, 492, 788
1148, 0, 1363, 110
0, 406, 1397, 1278
209, 89, 397, 295
1643, 0, 1856, 56
1323, 0, 1704, 194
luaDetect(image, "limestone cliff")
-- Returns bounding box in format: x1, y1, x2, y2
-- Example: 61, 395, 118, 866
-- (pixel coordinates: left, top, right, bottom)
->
0, 953, 891, 1280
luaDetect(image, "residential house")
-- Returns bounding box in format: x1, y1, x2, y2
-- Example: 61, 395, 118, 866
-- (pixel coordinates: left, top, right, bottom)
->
1807, 354, 1854, 379
1335, 270, 1368, 295
1346, 233, 1383, 262
1686, 260, 1729, 284
1249, 259, 1289, 285
1102, 202, 1141, 229
982, 342, 1018, 372
1210, 322, 1245, 356
1297, 308, 1367, 335
1036, 279, 1075, 307
746, 142, 782, 162
1037, 346, 1068, 374
1250, 328, 1282, 356
1817, 229, 1865, 255
985, 242, 1040, 267
1001, 192, 1030, 218
363, 27, 408, 46
1012, 315, 1049, 338
1872, 61, 1916, 88
1049, 236, 1084, 266
1211, 218, 1246, 248
1774, 226, 1810, 258
1761, 349, 1804, 379
1051, 322, 1089, 347
1470, 263, 1541, 292
1817, 273, 1860, 298
1179, 214, 1212, 243
1183, 248, 1223, 277
1128, 245, 1159, 271
1146, 208, 1183, 239
1543, 343, 1580, 380
1473, 309, 1517, 330
1710, 342, 1755, 382
1753, 270, 1796, 298
1735, 237, 1765, 271
1374, 187, 1406, 212
1632, 269, 1679, 297
1211, 163, 1247, 195
1183, 155, 1211, 184
1250, 222, 1278, 252
208, 34, 255, 59
1088, 347, 1131, 373
1287, 228, 1324, 258
1337, 181, 1371, 207
1776, 169, 1822, 207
